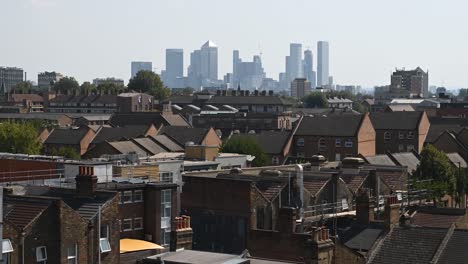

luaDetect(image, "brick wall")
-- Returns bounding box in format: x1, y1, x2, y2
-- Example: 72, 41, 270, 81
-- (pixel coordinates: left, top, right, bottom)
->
59, 200, 89, 263
357, 114, 376, 157
201, 128, 222, 147
0, 159, 60, 183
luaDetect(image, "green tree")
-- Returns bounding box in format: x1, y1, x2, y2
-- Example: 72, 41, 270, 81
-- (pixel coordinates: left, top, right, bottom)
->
50, 146, 81, 160
80, 82, 97, 95
127, 70, 170, 100
12, 81, 33, 94
303, 92, 328, 108
53, 77, 80, 95
179, 87, 195, 96
0, 122, 42, 154
96, 82, 126, 95
414, 145, 456, 204
221, 136, 267, 167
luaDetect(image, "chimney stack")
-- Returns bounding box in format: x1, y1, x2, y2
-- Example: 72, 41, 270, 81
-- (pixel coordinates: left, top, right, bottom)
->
310, 155, 327, 171
170, 215, 193, 252
75, 166, 98, 198
384, 196, 400, 229
356, 190, 375, 225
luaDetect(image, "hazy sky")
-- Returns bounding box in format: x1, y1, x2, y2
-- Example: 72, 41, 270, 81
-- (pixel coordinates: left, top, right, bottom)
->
2, 0, 468, 88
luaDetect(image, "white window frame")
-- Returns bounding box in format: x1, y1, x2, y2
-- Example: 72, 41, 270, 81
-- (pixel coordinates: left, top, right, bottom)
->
133, 190, 143, 202
384, 131, 391, 142
335, 139, 341, 147
36, 246, 47, 263
2, 239, 13, 254
133, 217, 143, 230
345, 139, 353, 148
99, 238, 111, 253
399, 131, 404, 139
407, 131, 415, 139
123, 191, 132, 204
160, 172, 173, 183
122, 219, 132, 231
67, 244, 77, 264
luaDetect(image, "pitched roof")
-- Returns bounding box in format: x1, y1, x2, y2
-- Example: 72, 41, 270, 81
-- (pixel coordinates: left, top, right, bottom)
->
255, 180, 287, 201
303, 176, 330, 196
44, 127, 90, 144
150, 135, 184, 152
369, 226, 448, 264
10, 94, 44, 102
426, 124, 464, 144
91, 125, 150, 144
158, 126, 210, 146
207, 95, 290, 106
132, 137, 168, 155
295, 115, 365, 137
340, 173, 368, 193
108, 141, 150, 156
411, 212, 464, 228
437, 229, 468, 264
370, 111, 423, 130
390, 152, 420, 173
362, 154, 397, 166
110, 112, 190, 127
344, 228, 383, 252
231, 131, 291, 155
4, 197, 52, 231
446, 152, 467, 168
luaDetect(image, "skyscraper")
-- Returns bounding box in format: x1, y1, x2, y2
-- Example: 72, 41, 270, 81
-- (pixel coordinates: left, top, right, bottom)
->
287, 43, 303, 82
317, 41, 329, 87
303, 49, 316, 88
291, 78, 311, 98
165, 49, 184, 88
0, 67, 23, 94
231, 50, 265, 90
131, 61, 152, 78
200, 40, 218, 81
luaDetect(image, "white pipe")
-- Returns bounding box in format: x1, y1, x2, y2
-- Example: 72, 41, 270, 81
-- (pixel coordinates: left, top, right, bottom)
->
295, 164, 304, 219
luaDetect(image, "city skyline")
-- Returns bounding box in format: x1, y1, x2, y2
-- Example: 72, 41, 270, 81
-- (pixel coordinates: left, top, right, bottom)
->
2, 0, 468, 88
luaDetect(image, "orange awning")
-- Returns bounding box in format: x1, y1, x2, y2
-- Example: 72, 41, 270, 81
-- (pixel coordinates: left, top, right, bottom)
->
120, 239, 164, 254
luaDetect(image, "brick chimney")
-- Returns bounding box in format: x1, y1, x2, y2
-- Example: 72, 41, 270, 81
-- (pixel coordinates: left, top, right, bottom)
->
356, 190, 375, 225
278, 207, 296, 234
384, 196, 400, 229
170, 215, 193, 251
75, 166, 98, 198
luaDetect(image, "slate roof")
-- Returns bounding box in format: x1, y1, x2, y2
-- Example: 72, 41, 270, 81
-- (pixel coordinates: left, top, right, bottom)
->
369, 226, 448, 264
411, 212, 463, 228
446, 152, 467, 168
291, 107, 360, 116
425, 124, 464, 144
370, 111, 423, 130
391, 152, 420, 173
362, 154, 397, 166
108, 141, 150, 156
44, 127, 89, 144
231, 131, 291, 155
4, 198, 52, 231
150, 135, 184, 152
378, 171, 407, 191
91, 125, 150, 144
158, 126, 210, 146
295, 115, 365, 137
132, 137, 168, 155
207, 95, 290, 106
10, 94, 44, 102
110, 112, 190, 127
340, 173, 368, 193
92, 95, 117, 105
255, 180, 287, 201
437, 229, 468, 264
344, 228, 383, 252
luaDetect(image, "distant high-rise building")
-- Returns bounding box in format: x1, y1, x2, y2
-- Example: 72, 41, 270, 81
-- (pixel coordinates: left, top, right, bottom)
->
390, 67, 429, 98
286, 43, 303, 83
93, 77, 125, 87
317, 41, 330, 87
187, 41, 218, 88
165, 49, 184, 88
231, 50, 265, 90
291, 78, 311, 98
0, 67, 23, 94
131, 61, 152, 78
38, 71, 63, 90
303, 49, 316, 88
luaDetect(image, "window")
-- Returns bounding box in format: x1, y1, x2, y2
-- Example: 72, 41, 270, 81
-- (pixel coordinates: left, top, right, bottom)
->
67, 244, 77, 264
335, 139, 341, 147
399, 132, 404, 139
407, 145, 415, 152
133, 218, 143, 230
345, 139, 353, 148
398, 144, 404, 152
161, 228, 171, 246
160, 172, 173, 183
296, 138, 305, 147
122, 219, 132, 231
318, 138, 326, 151
256, 207, 265, 229
123, 191, 132, 203
161, 189, 172, 229
335, 153, 341, 161
133, 190, 143, 202
36, 246, 47, 263
1, 239, 13, 264
100, 225, 111, 253
384, 131, 391, 142
407, 131, 415, 139
271, 156, 280, 165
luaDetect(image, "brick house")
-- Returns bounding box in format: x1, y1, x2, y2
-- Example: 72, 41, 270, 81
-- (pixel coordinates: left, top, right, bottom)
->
293, 114, 375, 161
432, 128, 468, 162
181, 169, 297, 254
157, 126, 222, 147
116, 92, 154, 112
370, 111, 429, 154
43, 126, 96, 156
3, 166, 119, 264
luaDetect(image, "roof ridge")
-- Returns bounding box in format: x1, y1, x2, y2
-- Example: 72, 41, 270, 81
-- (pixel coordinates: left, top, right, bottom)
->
430, 223, 455, 264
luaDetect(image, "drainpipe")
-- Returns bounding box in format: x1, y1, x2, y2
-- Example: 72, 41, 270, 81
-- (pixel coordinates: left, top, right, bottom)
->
295, 164, 304, 219
21, 232, 25, 264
